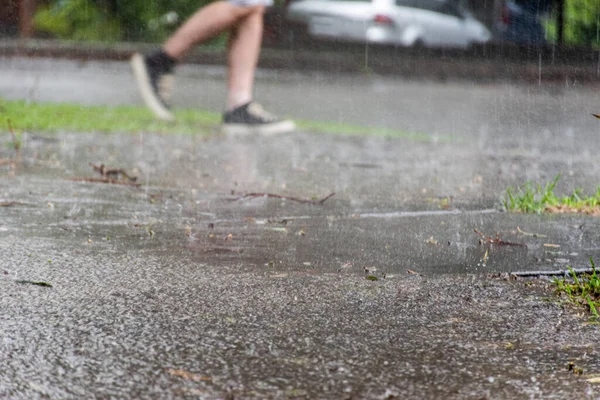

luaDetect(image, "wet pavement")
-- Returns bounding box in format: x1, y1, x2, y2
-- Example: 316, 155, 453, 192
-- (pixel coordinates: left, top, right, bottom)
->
1, 57, 600, 398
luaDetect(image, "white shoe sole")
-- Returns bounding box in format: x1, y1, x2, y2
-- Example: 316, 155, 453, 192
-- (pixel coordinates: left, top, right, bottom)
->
131, 53, 175, 122
223, 120, 296, 136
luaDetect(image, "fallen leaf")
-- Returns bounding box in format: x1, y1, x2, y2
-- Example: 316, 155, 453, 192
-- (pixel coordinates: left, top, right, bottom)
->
167, 369, 212, 382
407, 269, 418, 275
268, 227, 287, 232
482, 249, 489, 263
366, 275, 378, 281
15, 280, 52, 287
270, 273, 289, 278
0, 201, 27, 207
517, 226, 547, 238
425, 236, 439, 245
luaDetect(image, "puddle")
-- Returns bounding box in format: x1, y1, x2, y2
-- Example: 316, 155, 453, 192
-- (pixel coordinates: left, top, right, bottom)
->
2, 173, 600, 276
3, 129, 600, 277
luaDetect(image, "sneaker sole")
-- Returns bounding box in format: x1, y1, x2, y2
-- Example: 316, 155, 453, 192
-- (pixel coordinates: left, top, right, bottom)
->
131, 53, 175, 122
222, 120, 296, 136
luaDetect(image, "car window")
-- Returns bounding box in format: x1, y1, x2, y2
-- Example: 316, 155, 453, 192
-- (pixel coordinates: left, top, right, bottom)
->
403, 0, 443, 11
438, 2, 463, 18
396, 0, 463, 18
395, 0, 418, 6
396, 0, 426, 7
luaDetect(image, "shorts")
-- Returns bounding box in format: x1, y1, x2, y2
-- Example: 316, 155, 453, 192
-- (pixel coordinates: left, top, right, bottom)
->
229, 0, 273, 7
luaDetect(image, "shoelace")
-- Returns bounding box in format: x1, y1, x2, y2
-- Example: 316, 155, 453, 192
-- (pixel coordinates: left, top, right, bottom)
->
248, 102, 277, 122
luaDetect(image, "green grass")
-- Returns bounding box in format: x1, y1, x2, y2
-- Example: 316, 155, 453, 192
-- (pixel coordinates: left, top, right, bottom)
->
503, 175, 600, 215
0, 99, 446, 142
0, 100, 218, 135
553, 258, 600, 321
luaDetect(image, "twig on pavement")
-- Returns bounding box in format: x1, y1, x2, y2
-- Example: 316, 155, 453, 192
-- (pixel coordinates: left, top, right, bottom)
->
474, 229, 527, 247
67, 177, 141, 187
89, 163, 137, 182
0, 201, 29, 207
232, 192, 335, 205
511, 268, 596, 277
516, 226, 547, 238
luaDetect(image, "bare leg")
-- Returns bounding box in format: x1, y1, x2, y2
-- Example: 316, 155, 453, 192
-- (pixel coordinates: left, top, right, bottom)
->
163, 2, 259, 60
226, 6, 265, 109
141, 1, 293, 133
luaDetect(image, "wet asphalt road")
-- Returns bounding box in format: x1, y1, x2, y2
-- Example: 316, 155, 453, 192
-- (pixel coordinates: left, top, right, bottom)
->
1, 56, 600, 398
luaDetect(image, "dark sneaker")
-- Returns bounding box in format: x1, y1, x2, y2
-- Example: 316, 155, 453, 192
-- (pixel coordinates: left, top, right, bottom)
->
222, 102, 295, 136
131, 52, 175, 121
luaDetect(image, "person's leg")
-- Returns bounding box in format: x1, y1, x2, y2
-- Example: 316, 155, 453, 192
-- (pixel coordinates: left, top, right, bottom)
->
163, 2, 257, 60
132, 2, 258, 121
133, 0, 294, 133
221, 3, 295, 135
225, 6, 264, 110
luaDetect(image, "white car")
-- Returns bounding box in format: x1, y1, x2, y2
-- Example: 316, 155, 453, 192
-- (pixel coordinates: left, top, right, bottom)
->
286, 0, 492, 48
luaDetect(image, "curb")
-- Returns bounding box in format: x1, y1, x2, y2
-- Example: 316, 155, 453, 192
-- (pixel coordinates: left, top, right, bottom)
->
1, 38, 599, 85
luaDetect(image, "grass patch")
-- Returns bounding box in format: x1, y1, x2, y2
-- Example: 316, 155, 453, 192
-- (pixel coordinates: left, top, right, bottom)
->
503, 174, 600, 215
0, 100, 219, 135
553, 258, 600, 321
0, 99, 444, 142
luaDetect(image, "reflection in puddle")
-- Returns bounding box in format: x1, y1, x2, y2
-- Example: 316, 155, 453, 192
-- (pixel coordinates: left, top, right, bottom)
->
2, 175, 600, 276
3, 128, 600, 277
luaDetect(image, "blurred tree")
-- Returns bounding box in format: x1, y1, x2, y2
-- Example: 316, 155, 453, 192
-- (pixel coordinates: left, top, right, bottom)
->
90, 0, 215, 41
545, 0, 600, 46
564, 0, 600, 46
34, 0, 121, 41
34, 0, 213, 42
